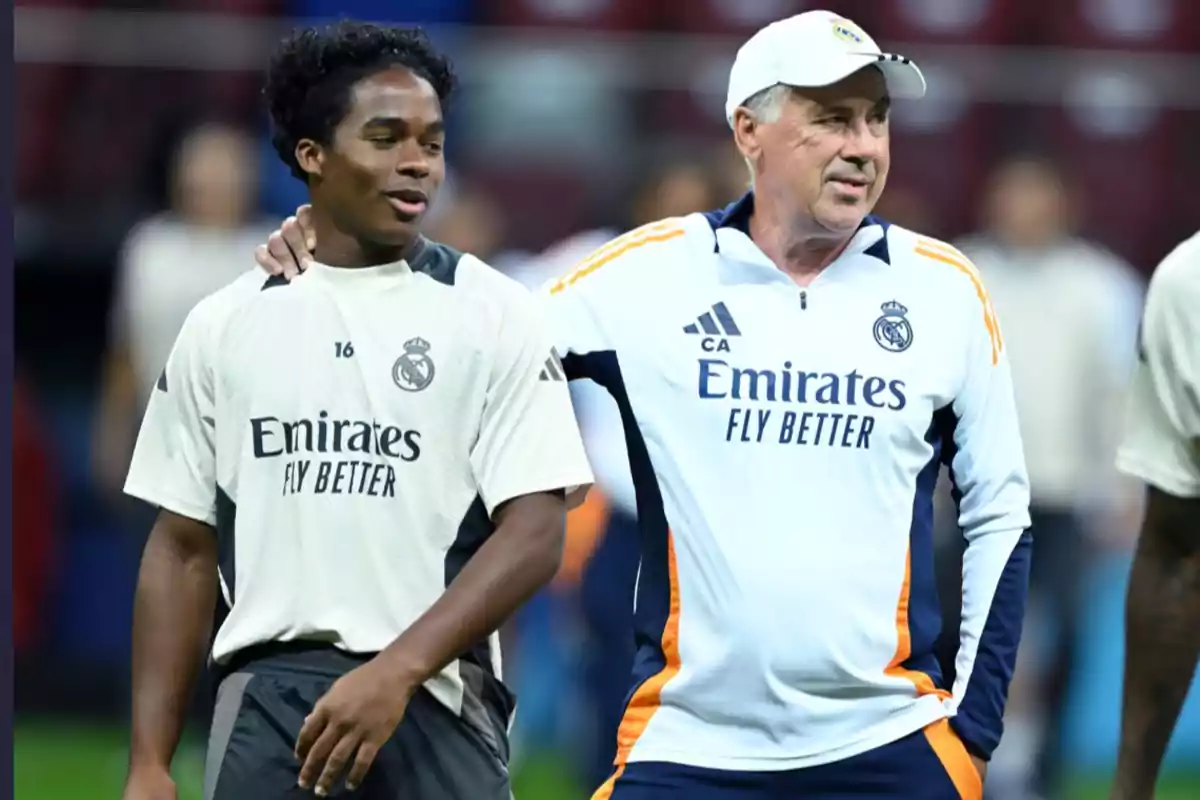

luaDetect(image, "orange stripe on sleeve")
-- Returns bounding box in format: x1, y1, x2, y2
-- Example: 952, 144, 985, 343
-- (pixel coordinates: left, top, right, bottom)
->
913, 243, 1002, 365
885, 546, 952, 701
549, 226, 685, 294
613, 531, 682, 765
578, 220, 681, 268
924, 719, 984, 800
919, 239, 1006, 354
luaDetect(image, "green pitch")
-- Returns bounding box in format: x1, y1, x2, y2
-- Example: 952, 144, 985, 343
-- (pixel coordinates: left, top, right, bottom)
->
13, 719, 578, 799
12, 718, 1200, 799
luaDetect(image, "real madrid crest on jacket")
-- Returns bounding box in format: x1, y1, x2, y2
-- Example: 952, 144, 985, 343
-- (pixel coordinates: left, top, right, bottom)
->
122, 235, 592, 720
873, 300, 913, 352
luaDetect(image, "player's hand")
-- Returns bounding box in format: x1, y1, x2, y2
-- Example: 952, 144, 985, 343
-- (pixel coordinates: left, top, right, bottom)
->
254, 204, 315, 280
295, 658, 414, 796
122, 766, 177, 800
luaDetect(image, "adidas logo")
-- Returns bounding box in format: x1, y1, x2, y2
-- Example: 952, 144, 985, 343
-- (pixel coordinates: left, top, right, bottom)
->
683, 302, 741, 352
539, 349, 566, 382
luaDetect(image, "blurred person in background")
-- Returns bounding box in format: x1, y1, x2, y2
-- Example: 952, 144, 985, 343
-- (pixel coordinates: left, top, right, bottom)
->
1108, 232, 1200, 800
91, 121, 275, 508
951, 154, 1146, 800
13, 369, 59, 659
707, 140, 753, 204
259, 11, 1033, 799
425, 178, 507, 264
503, 158, 720, 290
872, 183, 940, 240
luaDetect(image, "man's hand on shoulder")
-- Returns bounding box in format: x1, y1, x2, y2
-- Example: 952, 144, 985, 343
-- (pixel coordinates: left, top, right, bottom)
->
255, 204, 315, 280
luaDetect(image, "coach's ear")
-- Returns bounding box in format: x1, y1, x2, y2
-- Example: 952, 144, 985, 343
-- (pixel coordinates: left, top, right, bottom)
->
731, 107, 763, 164
294, 139, 325, 179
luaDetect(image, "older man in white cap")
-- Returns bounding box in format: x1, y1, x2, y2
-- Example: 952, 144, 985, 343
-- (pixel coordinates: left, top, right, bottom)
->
256, 11, 1030, 799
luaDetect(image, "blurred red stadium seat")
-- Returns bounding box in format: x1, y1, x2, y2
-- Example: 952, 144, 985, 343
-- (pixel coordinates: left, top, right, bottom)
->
483, 0, 656, 31
17, 65, 77, 202
1042, 91, 1182, 264
887, 108, 998, 238
863, 0, 1029, 46
1050, 0, 1200, 51
1046, 0, 1195, 51
666, 0, 833, 35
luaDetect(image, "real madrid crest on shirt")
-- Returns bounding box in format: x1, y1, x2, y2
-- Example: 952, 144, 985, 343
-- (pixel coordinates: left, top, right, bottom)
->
873, 300, 913, 353
393, 337, 435, 392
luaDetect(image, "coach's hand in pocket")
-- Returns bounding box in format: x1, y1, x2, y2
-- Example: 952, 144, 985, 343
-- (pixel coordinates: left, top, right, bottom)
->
295, 658, 414, 796
255, 204, 315, 280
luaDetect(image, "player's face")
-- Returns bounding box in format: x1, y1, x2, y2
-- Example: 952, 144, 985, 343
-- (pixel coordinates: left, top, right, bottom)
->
758, 69, 891, 235
317, 67, 446, 247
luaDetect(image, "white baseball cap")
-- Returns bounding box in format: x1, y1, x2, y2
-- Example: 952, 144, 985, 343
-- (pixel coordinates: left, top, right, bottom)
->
725, 10, 926, 127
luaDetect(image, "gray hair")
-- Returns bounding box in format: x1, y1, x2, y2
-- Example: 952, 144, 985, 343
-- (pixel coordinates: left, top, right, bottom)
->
738, 84, 792, 188
742, 83, 791, 124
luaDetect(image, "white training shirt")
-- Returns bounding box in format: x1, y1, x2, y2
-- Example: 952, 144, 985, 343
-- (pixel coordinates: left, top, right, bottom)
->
113, 214, 279, 400
1116, 231, 1200, 498
124, 239, 594, 715
543, 194, 1032, 771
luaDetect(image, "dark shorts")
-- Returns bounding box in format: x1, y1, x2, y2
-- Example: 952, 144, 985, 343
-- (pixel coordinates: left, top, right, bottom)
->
203, 643, 513, 800
593, 720, 982, 800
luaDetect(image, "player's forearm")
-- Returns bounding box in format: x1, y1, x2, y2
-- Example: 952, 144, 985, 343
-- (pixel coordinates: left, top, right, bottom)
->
952, 527, 1032, 759
377, 491, 567, 687
129, 513, 219, 771
1111, 509, 1200, 799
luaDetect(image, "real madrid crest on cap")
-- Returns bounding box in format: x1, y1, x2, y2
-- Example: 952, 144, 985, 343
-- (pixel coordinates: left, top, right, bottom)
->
830, 17, 865, 45
873, 300, 913, 353
393, 337, 435, 392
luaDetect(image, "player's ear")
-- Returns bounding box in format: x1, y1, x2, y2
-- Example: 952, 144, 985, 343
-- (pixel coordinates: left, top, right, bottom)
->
294, 139, 325, 179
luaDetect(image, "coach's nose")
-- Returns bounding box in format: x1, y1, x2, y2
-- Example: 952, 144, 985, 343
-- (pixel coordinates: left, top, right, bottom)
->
841, 121, 886, 168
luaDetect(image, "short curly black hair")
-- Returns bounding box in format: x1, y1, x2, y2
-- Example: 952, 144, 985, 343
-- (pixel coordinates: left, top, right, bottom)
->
264, 21, 457, 182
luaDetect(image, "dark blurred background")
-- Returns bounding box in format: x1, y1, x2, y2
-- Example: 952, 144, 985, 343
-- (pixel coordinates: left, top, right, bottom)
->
13, 1, 1200, 798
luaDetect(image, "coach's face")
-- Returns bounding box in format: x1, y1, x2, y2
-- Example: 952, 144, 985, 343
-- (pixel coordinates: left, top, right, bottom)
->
301, 66, 446, 248
745, 68, 891, 235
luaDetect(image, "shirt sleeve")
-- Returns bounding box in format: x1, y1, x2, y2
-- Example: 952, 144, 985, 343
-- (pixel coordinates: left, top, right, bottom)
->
470, 288, 595, 517
539, 275, 611, 372
941, 280, 1034, 760
122, 306, 219, 525
1114, 262, 1200, 499
537, 249, 643, 515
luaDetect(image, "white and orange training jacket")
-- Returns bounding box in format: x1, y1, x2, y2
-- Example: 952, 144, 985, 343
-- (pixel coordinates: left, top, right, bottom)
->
540, 192, 1032, 771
